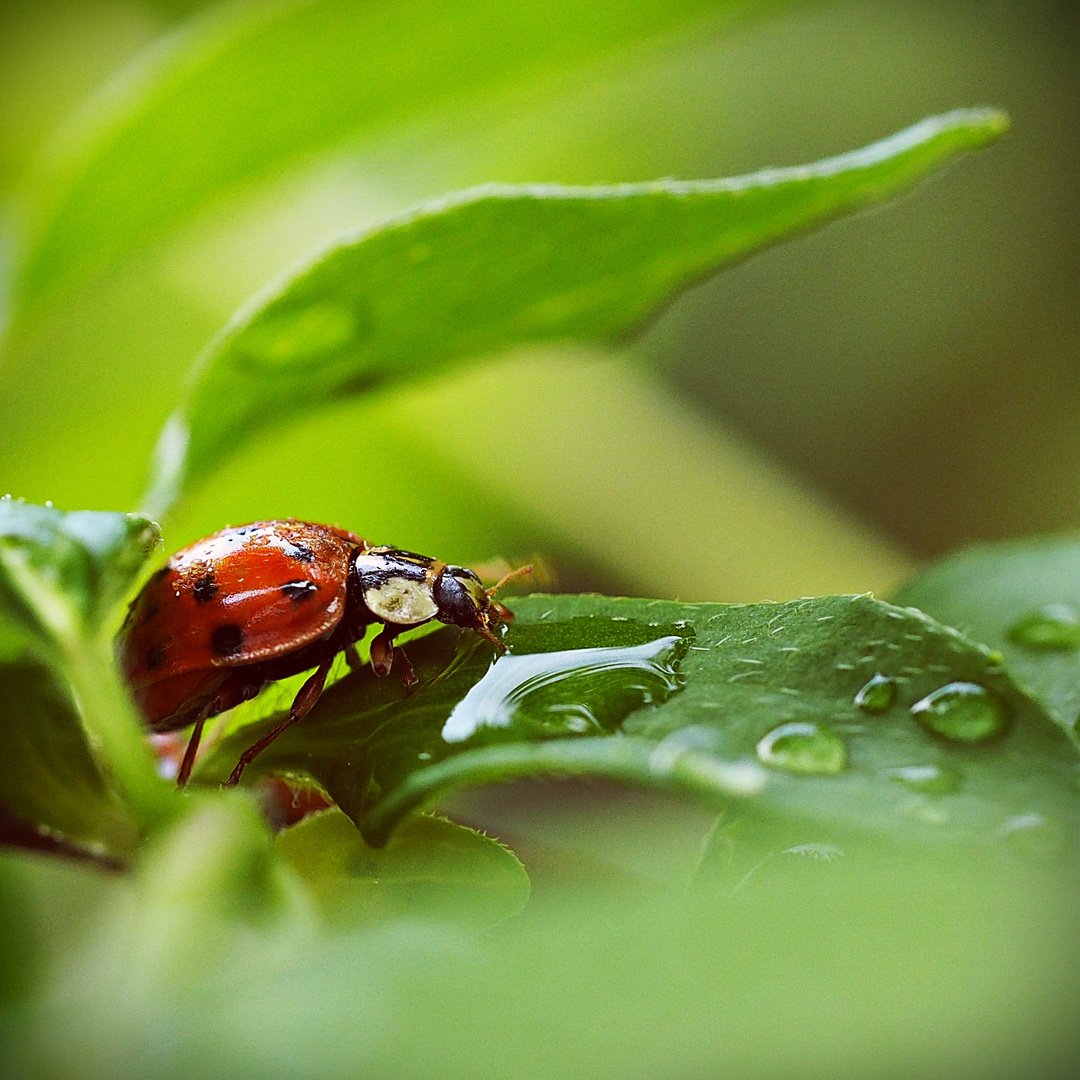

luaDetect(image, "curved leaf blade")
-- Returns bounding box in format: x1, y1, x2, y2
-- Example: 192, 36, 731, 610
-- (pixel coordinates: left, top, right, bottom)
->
148, 108, 1008, 514
0, 661, 140, 858
276, 808, 530, 929
0, 500, 172, 832
200, 591, 1077, 858
9, 0, 756, 322
894, 534, 1080, 747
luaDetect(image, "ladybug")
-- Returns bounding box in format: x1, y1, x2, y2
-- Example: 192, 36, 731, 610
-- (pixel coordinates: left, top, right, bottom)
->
118, 520, 528, 787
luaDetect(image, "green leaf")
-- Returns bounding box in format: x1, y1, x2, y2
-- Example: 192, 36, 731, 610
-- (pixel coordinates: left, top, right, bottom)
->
893, 534, 1080, 748
9, 0, 768, 322
146, 109, 1007, 515
0, 500, 172, 832
276, 807, 529, 930
0, 500, 159, 650
200, 592, 1078, 860
0, 661, 139, 857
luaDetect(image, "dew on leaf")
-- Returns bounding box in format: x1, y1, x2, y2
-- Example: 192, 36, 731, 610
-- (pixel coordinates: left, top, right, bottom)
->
441, 626, 688, 744
910, 682, 1009, 744
1006, 603, 1080, 651
882, 764, 960, 794
854, 672, 896, 713
755, 722, 846, 776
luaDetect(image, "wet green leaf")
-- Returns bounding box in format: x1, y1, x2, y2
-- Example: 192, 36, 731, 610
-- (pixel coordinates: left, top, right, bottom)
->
0, 500, 172, 833
9, 0, 769, 322
276, 808, 529, 930
894, 534, 1080, 748
0, 500, 159, 651
201, 592, 1077, 859
147, 109, 1007, 514
0, 661, 139, 857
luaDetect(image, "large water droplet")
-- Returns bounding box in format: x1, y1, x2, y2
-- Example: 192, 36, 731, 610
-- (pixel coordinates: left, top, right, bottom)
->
1007, 603, 1080, 651
883, 764, 960, 794
755, 722, 846, 776
854, 673, 896, 713
910, 682, 1009, 744
441, 623, 688, 743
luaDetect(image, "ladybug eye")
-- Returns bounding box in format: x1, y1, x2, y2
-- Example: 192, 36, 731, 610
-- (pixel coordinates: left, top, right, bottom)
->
434, 567, 488, 628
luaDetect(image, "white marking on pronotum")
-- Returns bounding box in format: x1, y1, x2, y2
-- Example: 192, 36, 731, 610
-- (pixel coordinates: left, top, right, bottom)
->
363, 576, 438, 624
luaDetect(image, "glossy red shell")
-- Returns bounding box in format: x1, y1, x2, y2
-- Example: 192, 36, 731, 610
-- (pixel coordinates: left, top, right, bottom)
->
120, 520, 366, 728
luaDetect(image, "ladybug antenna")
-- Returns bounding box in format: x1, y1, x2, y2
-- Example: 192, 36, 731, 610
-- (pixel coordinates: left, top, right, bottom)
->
487, 564, 533, 599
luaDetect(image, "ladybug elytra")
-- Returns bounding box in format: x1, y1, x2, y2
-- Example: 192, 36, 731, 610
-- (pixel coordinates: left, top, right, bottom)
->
119, 520, 528, 786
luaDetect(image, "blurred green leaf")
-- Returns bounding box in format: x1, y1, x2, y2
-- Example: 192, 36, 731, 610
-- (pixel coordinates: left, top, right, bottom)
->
0, 661, 139, 857
9, 0, 772, 322
202, 591, 1077, 858
894, 534, 1080, 748
276, 808, 529, 930
0, 500, 171, 832
10, 840, 1077, 1079
147, 109, 1007, 515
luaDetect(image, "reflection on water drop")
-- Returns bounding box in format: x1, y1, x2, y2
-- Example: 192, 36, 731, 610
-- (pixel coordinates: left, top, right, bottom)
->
883, 764, 960, 794
854, 673, 896, 713
755, 722, 846, 776
1007, 603, 1080, 651
910, 682, 1009, 744
236, 302, 357, 369
441, 633, 686, 743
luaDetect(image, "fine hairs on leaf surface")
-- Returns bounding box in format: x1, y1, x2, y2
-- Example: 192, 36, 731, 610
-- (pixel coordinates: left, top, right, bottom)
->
894, 534, 1080, 747
144, 108, 1008, 517
203, 592, 1078, 858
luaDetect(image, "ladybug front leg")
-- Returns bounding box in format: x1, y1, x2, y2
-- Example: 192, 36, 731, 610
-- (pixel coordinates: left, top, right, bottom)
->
223, 657, 335, 787
370, 623, 418, 695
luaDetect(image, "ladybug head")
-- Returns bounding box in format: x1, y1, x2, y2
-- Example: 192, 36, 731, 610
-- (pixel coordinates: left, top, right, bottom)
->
433, 564, 532, 649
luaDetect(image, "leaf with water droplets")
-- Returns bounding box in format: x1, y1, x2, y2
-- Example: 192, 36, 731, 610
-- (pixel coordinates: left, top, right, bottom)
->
147, 109, 1007, 514
198, 592, 1078, 859
893, 534, 1080, 747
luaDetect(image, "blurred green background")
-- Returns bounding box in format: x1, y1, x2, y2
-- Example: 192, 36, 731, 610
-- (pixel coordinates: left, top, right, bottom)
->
1, 5, 1079, 1077
0, 0, 1077, 600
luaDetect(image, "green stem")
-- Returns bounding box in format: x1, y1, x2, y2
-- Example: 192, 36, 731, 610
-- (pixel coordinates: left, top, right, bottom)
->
61, 633, 178, 833
357, 736, 767, 847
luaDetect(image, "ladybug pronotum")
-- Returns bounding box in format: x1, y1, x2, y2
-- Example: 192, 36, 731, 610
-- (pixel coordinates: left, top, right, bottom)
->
118, 520, 528, 786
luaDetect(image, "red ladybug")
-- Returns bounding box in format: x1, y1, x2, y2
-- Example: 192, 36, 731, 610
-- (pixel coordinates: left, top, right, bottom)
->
119, 520, 527, 787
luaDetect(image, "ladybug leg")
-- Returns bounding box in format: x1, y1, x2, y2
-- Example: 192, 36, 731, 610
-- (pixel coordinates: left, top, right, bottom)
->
369, 623, 397, 677
345, 644, 364, 673
176, 701, 215, 788
223, 657, 334, 788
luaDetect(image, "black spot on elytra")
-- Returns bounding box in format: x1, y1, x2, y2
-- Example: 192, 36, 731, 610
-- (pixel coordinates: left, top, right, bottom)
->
211, 624, 244, 657
192, 573, 218, 603
146, 644, 166, 670
139, 601, 160, 625
286, 544, 315, 563
281, 580, 319, 602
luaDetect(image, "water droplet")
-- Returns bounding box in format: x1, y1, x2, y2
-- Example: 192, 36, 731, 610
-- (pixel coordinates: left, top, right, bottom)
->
236, 302, 358, 369
995, 813, 1066, 860
910, 682, 1009, 744
441, 621, 689, 743
1007, 603, 1080, 651
755, 722, 846, 776
883, 764, 960, 794
784, 843, 843, 861
854, 673, 896, 713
